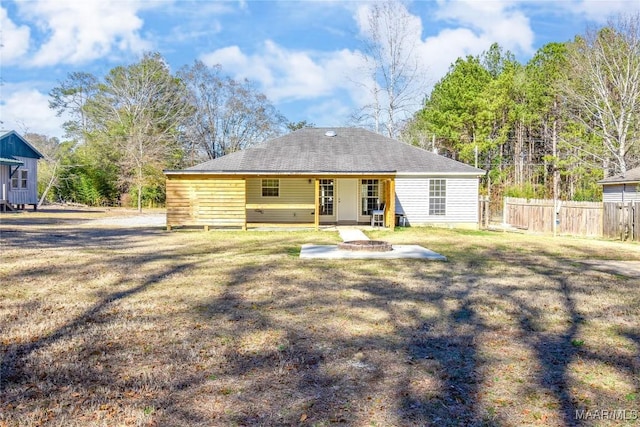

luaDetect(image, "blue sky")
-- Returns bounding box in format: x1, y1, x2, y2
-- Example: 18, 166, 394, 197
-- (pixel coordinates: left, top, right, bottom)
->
2, 0, 639, 140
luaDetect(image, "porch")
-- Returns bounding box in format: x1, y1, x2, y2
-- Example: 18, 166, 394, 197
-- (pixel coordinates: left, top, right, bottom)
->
165, 175, 396, 231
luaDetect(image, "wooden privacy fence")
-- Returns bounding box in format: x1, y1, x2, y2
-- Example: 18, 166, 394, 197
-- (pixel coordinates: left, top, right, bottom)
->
603, 202, 640, 241
503, 197, 640, 240
503, 197, 603, 237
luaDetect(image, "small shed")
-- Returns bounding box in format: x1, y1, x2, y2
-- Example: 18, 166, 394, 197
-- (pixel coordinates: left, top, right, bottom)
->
599, 166, 640, 203
0, 130, 44, 211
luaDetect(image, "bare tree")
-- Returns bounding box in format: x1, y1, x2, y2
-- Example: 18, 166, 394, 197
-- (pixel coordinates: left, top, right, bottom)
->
49, 72, 99, 142
354, 0, 426, 139
23, 133, 66, 207
86, 52, 193, 211
562, 13, 640, 175
179, 61, 286, 163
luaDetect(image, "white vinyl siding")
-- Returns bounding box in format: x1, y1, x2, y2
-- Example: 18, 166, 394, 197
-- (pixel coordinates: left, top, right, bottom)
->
395, 176, 479, 225
247, 178, 316, 223
602, 184, 640, 203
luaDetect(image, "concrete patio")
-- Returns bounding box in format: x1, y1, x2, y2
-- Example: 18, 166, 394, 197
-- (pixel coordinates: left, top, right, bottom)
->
299, 227, 447, 260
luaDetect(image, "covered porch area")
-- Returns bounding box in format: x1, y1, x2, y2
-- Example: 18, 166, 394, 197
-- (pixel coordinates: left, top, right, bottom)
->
165, 174, 396, 231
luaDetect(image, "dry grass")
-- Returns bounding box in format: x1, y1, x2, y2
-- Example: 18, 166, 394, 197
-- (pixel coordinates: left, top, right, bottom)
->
1, 209, 639, 426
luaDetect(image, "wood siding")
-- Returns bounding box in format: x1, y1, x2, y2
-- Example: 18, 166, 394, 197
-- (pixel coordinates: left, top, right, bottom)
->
603, 202, 640, 241
394, 176, 479, 226
246, 178, 316, 223
166, 176, 246, 228
1, 157, 39, 205
165, 174, 397, 229
602, 184, 640, 203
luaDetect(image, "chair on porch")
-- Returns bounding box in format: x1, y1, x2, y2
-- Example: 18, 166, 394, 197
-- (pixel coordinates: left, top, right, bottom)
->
371, 202, 385, 227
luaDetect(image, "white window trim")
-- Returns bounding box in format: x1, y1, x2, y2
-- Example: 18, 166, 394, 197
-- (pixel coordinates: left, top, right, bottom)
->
361, 179, 380, 216
261, 179, 280, 197
319, 179, 334, 216
11, 169, 28, 190
429, 179, 446, 216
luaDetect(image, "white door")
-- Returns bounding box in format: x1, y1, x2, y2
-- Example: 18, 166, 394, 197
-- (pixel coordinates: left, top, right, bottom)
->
337, 179, 358, 223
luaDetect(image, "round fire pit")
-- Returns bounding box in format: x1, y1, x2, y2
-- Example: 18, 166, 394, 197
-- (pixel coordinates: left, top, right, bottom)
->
338, 240, 393, 252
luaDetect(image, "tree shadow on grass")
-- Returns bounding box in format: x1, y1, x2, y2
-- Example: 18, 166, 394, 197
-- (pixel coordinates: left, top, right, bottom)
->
182, 259, 498, 427
0, 260, 195, 392
0, 226, 228, 426
0, 226, 167, 250
3, 227, 639, 426
493, 252, 640, 427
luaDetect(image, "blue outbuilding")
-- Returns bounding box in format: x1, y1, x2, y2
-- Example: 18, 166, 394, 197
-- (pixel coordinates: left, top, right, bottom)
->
0, 130, 44, 211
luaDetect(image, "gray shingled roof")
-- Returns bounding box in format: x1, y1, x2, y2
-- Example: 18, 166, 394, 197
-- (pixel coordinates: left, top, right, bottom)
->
174, 128, 484, 175
599, 166, 640, 184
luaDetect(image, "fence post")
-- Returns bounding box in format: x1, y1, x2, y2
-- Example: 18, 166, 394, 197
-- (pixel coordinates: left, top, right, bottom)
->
503, 197, 507, 230
633, 201, 637, 241
617, 202, 630, 241
484, 196, 490, 229
626, 202, 633, 241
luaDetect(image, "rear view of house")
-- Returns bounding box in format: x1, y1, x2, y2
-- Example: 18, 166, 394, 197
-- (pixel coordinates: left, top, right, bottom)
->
0, 130, 43, 211
164, 127, 485, 230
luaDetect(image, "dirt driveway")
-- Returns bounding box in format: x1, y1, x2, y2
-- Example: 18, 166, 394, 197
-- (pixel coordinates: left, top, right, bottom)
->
579, 259, 640, 278
87, 213, 166, 227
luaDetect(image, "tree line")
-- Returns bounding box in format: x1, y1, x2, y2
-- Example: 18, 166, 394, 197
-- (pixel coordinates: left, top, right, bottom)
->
404, 13, 640, 202
26, 6, 639, 208
33, 54, 289, 211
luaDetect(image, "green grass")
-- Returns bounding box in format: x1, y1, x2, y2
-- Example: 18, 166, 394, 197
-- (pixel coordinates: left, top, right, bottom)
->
1, 209, 639, 426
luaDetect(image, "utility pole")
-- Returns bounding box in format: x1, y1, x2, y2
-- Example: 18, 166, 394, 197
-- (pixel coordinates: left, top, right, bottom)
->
552, 104, 559, 238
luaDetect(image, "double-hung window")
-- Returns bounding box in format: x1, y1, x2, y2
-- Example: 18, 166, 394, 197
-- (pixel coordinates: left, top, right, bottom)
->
429, 179, 446, 216
261, 179, 279, 197
11, 170, 28, 190
361, 179, 379, 215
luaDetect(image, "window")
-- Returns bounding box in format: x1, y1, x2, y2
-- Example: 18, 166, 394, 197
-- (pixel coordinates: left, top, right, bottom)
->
361, 179, 380, 215
429, 179, 446, 216
319, 179, 334, 215
11, 170, 27, 190
261, 179, 279, 197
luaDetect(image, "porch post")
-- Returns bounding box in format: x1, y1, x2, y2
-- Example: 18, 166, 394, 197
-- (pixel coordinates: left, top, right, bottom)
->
242, 178, 247, 231
314, 178, 320, 231
387, 178, 395, 231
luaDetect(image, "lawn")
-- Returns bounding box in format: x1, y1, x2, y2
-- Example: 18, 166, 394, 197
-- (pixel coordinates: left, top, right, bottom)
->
1, 209, 639, 426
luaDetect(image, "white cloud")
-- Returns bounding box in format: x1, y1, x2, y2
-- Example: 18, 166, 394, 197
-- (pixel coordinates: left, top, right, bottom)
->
199, 0, 536, 126
0, 6, 31, 64
419, 27, 488, 81
433, 0, 535, 56
201, 41, 367, 104
303, 98, 355, 127
0, 87, 67, 139
200, 0, 538, 126
16, 0, 154, 66
564, 0, 640, 23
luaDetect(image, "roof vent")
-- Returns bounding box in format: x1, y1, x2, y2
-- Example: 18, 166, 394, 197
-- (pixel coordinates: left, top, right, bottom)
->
324, 130, 337, 137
